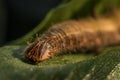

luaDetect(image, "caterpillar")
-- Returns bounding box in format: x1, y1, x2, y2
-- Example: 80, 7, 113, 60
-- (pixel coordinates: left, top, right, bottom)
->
24, 10, 120, 63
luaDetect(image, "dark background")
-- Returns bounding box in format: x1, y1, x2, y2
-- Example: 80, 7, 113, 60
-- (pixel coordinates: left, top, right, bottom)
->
0, 0, 62, 46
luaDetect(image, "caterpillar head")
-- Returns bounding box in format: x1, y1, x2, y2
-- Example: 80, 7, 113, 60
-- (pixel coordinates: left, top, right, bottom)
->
24, 38, 55, 63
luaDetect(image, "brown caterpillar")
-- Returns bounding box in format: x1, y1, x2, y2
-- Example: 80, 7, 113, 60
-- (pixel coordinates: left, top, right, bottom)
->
24, 10, 120, 63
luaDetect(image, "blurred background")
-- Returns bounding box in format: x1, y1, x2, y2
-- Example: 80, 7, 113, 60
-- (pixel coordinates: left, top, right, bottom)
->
0, 0, 62, 46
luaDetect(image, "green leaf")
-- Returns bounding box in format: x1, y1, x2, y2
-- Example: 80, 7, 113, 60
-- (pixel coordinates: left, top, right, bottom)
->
0, 46, 120, 80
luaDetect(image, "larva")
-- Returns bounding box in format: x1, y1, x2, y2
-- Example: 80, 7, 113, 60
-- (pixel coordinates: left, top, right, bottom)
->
24, 10, 120, 63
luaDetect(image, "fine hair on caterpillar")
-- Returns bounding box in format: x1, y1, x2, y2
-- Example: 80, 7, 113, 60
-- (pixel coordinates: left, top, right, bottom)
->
24, 9, 120, 63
